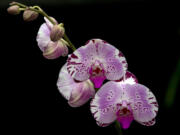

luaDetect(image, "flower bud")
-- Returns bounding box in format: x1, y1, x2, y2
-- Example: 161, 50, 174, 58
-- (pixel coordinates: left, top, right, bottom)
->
43, 41, 62, 59
43, 40, 68, 59
57, 64, 95, 107
50, 24, 65, 42
23, 9, 39, 21
44, 17, 58, 30
7, 5, 20, 15
68, 80, 95, 107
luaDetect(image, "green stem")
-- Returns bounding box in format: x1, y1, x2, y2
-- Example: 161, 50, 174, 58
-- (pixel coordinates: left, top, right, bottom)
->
64, 34, 76, 51
10, 1, 76, 51
115, 121, 123, 135
165, 58, 180, 108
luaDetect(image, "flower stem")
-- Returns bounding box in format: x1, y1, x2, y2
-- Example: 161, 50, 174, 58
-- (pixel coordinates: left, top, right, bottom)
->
10, 1, 76, 51
115, 121, 123, 135
64, 34, 76, 51
165, 58, 180, 108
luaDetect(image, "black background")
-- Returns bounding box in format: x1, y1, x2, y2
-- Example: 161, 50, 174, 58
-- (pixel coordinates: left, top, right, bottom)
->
1, 0, 180, 135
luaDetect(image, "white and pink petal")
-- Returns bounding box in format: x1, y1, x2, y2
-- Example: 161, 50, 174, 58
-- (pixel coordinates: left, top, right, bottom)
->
90, 81, 123, 126
36, 23, 51, 51
124, 83, 158, 126
67, 47, 92, 81
57, 64, 75, 100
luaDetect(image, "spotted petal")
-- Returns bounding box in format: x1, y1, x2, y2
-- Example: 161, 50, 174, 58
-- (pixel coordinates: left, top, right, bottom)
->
67, 39, 127, 85
125, 83, 158, 126
90, 81, 123, 126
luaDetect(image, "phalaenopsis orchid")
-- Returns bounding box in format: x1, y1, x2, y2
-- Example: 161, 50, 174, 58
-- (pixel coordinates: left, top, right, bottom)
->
8, 1, 158, 134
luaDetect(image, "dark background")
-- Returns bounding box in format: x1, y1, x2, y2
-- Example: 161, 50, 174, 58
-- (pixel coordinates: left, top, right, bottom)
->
1, 0, 180, 135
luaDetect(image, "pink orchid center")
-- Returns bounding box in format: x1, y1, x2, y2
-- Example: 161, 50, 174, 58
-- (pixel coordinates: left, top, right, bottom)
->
116, 102, 134, 129
89, 61, 106, 88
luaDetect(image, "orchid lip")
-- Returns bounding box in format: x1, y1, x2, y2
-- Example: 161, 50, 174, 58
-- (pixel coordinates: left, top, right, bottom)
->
89, 60, 106, 88
116, 102, 134, 129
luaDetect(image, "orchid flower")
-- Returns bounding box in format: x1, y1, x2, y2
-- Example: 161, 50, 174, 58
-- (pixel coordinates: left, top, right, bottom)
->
57, 64, 95, 107
67, 39, 127, 88
36, 17, 68, 59
90, 72, 158, 129
8, 2, 159, 133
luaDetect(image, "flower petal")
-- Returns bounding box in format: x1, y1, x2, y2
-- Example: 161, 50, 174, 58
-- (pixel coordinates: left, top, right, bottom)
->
116, 71, 138, 84
36, 23, 51, 51
125, 83, 158, 126
57, 64, 95, 107
67, 39, 127, 83
90, 81, 123, 126
57, 64, 75, 100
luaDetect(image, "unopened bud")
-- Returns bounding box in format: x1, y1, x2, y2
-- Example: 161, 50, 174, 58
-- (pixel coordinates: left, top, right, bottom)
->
23, 9, 39, 21
43, 41, 62, 59
7, 5, 20, 15
43, 40, 68, 59
60, 39, 69, 57
50, 24, 65, 42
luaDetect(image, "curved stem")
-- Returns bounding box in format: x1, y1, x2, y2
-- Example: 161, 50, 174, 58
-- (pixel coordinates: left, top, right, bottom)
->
10, 1, 76, 51
10, 2, 26, 8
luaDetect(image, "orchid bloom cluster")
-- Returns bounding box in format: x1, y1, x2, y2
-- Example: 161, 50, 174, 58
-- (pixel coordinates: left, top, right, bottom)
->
8, 2, 158, 131
59, 39, 158, 129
